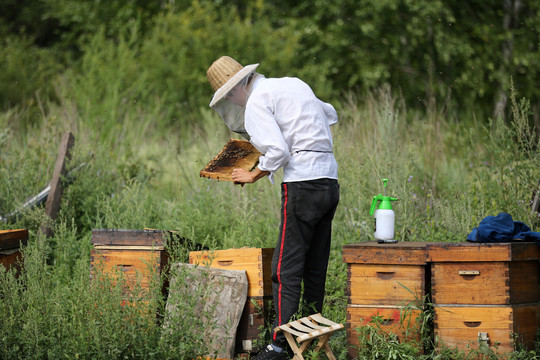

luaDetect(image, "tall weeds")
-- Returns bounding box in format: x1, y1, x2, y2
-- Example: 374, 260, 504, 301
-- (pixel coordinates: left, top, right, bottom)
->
1, 71, 538, 358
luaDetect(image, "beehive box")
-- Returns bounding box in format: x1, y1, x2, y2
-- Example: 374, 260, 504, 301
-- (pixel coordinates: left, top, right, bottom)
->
347, 306, 423, 358
0, 229, 28, 271
430, 260, 539, 305
343, 242, 429, 305
428, 242, 540, 305
235, 296, 273, 353
427, 242, 540, 352
343, 242, 428, 358
189, 247, 274, 355
189, 247, 273, 297
90, 229, 174, 296
434, 304, 540, 353
347, 263, 426, 305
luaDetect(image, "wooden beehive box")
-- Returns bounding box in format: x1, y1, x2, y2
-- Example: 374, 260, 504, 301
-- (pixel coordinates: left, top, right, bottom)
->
0, 229, 28, 272
200, 139, 261, 182
343, 242, 429, 306
189, 247, 274, 354
90, 229, 174, 296
427, 242, 540, 353
347, 306, 423, 357
433, 304, 540, 353
428, 242, 540, 305
235, 296, 273, 353
343, 242, 428, 358
189, 247, 273, 297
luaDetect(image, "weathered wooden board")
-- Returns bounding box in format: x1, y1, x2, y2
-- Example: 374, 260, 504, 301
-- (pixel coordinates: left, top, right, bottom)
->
165, 263, 248, 360
91, 228, 206, 253
200, 139, 261, 182
41, 132, 74, 237
91, 229, 168, 247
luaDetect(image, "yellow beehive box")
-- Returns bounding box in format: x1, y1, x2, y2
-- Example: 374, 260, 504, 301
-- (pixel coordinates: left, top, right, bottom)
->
189, 247, 273, 297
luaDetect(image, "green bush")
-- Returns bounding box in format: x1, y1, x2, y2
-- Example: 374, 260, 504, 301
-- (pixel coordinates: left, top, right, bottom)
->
139, 1, 303, 126
0, 35, 62, 129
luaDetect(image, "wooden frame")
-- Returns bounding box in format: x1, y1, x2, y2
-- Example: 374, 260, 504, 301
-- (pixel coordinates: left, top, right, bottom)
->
199, 139, 261, 182
275, 313, 344, 360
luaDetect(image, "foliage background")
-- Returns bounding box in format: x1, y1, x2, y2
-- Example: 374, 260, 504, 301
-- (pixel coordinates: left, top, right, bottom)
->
2, 0, 540, 124
0, 1, 539, 359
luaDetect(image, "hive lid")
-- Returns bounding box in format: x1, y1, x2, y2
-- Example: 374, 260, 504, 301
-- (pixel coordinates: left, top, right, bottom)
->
427, 241, 540, 262
342, 241, 428, 265
91, 229, 167, 247
0, 229, 28, 250
200, 139, 261, 182
91, 229, 207, 252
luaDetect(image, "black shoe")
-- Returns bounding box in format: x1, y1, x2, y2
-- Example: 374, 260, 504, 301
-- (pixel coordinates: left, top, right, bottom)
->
252, 345, 288, 360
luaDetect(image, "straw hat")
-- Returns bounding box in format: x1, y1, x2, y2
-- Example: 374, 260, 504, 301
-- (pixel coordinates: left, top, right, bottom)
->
207, 56, 259, 107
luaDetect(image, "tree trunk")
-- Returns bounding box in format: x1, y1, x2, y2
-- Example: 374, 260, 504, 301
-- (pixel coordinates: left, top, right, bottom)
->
493, 0, 522, 120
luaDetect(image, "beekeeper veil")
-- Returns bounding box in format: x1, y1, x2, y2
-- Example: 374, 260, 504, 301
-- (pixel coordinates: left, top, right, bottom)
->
207, 56, 262, 140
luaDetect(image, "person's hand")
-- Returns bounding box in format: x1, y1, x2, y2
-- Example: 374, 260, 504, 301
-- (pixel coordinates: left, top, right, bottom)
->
232, 168, 255, 186
232, 167, 269, 186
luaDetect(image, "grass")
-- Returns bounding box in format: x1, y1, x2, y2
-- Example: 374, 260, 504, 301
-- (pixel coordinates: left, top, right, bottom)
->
0, 71, 538, 359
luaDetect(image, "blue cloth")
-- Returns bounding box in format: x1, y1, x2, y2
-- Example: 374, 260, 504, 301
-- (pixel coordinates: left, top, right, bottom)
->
467, 212, 540, 244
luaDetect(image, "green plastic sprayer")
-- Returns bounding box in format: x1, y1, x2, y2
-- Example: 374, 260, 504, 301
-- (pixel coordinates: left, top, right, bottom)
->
369, 179, 398, 243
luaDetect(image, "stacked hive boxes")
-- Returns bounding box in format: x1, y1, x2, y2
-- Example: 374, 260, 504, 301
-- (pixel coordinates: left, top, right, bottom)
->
342, 242, 428, 358
428, 242, 540, 353
343, 241, 540, 357
189, 247, 274, 354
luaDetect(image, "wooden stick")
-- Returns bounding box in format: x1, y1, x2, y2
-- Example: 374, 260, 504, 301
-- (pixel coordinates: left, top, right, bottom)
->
532, 180, 540, 214
40, 132, 75, 237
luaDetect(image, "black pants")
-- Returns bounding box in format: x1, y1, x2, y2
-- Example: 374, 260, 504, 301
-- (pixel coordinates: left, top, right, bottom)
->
270, 178, 340, 348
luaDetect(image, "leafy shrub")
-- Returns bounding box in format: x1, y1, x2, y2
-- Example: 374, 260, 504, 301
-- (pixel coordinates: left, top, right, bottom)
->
139, 1, 303, 127
0, 35, 61, 129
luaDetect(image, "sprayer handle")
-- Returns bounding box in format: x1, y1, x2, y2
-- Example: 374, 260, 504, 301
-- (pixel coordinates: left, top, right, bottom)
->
370, 195, 381, 216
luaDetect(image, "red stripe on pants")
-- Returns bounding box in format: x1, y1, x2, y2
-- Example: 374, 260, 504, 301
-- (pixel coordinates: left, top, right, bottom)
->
273, 183, 288, 341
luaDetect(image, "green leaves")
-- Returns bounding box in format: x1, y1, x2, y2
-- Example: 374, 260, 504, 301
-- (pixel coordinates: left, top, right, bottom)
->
2, 0, 540, 125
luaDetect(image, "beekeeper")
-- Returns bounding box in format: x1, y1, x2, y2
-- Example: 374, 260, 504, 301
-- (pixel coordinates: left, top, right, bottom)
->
207, 56, 340, 360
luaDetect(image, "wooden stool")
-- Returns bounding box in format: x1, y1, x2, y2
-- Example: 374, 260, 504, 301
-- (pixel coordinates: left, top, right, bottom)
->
275, 313, 344, 360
